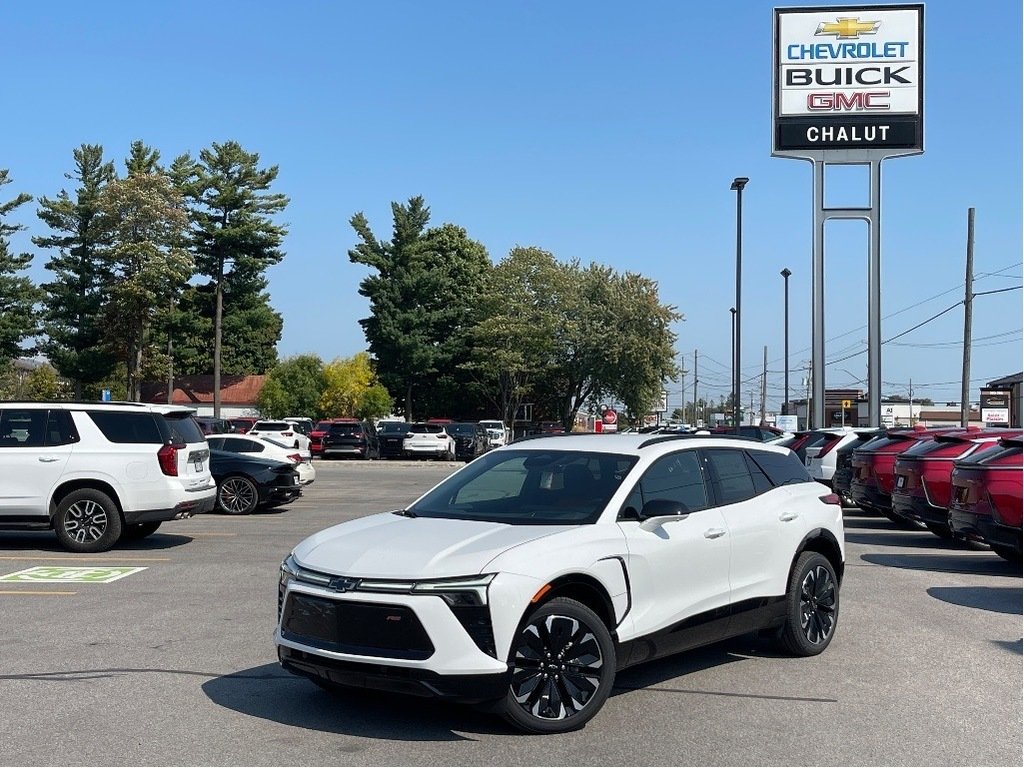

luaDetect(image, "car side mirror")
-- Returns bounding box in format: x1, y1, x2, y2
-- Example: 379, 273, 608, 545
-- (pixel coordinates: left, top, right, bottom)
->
637, 499, 690, 532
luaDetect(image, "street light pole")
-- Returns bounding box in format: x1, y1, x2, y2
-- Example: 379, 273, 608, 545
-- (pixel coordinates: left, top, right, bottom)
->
731, 176, 748, 436
780, 268, 791, 416
729, 307, 736, 424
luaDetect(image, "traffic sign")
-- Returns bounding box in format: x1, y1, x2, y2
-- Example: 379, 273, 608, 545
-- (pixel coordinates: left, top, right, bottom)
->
842, 400, 852, 409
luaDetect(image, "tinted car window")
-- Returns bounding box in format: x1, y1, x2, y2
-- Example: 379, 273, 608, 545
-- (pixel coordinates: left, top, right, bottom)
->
45, 410, 79, 446
328, 423, 363, 436
745, 452, 773, 494
748, 449, 811, 487
706, 449, 756, 504
633, 451, 709, 512
87, 411, 163, 444
0, 408, 48, 447
410, 424, 444, 434
164, 413, 206, 444
207, 437, 225, 450
449, 424, 477, 436
379, 422, 410, 435
254, 421, 291, 431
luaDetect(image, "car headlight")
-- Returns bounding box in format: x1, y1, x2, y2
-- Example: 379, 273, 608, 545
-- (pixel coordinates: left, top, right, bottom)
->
356, 573, 496, 606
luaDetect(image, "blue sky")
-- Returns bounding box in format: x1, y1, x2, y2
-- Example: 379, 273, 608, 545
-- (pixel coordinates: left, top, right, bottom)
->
4, 0, 1021, 412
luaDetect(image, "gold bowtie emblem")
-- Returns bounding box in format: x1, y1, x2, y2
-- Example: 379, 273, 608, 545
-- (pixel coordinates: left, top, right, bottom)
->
815, 18, 881, 39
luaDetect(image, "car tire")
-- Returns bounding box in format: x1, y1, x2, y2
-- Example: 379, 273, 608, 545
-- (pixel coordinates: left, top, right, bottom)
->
121, 522, 161, 541
779, 551, 839, 657
217, 475, 260, 515
991, 544, 1022, 564
498, 597, 616, 734
54, 489, 123, 553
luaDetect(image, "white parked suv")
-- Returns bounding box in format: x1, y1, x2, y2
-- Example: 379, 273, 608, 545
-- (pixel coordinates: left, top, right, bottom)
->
0, 402, 217, 552
276, 433, 844, 733
403, 422, 456, 460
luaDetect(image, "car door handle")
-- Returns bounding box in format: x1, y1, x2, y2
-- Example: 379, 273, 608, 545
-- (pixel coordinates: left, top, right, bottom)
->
38, 456, 62, 463
779, 511, 799, 522
704, 528, 727, 539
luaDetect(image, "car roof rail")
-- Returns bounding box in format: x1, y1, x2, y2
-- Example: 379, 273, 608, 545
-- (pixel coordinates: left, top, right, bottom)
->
639, 433, 750, 449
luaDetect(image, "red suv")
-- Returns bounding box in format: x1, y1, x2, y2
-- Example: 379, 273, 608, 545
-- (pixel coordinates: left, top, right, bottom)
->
949, 435, 1023, 563
308, 419, 345, 457
851, 426, 962, 522
891, 428, 1020, 539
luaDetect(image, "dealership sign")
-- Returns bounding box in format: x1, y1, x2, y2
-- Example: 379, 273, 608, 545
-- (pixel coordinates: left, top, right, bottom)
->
773, 4, 924, 154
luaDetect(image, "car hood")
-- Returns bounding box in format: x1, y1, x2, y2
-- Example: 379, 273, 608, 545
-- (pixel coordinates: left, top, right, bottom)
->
292, 513, 573, 579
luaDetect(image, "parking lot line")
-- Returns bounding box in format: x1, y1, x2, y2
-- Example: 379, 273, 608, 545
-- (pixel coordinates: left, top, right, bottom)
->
0, 561, 169, 565
0, 590, 76, 596
185, 533, 238, 537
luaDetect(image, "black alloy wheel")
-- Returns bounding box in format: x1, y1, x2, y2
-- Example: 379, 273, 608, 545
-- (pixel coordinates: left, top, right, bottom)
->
217, 475, 260, 515
54, 489, 123, 553
500, 597, 615, 734
780, 551, 839, 656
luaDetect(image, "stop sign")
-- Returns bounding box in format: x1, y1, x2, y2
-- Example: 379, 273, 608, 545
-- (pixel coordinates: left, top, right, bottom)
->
602, 409, 617, 425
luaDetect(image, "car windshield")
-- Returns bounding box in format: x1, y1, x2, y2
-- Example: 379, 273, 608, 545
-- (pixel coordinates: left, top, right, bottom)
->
379, 422, 409, 435
449, 424, 477, 436
328, 423, 362, 435
410, 424, 444, 434
407, 449, 638, 525
255, 421, 290, 431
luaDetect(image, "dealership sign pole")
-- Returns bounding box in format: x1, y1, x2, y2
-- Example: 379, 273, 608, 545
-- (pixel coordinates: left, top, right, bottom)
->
773, 4, 924, 428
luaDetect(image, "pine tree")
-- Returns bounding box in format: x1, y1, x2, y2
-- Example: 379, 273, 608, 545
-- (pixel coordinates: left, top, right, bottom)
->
184, 142, 288, 415
34, 145, 117, 397
0, 170, 41, 364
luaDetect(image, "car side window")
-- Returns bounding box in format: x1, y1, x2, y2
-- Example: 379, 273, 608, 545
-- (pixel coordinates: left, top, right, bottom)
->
744, 452, 773, 495
207, 438, 225, 450
243, 440, 265, 453
705, 449, 756, 505
629, 451, 709, 514
0, 408, 47, 447
45, 410, 79, 446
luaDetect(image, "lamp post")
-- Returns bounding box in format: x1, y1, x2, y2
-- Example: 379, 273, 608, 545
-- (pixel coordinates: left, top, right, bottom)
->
729, 307, 736, 425
780, 268, 791, 416
730, 177, 748, 435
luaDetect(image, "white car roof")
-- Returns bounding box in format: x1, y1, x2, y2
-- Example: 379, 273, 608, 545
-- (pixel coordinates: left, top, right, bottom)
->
507, 433, 794, 457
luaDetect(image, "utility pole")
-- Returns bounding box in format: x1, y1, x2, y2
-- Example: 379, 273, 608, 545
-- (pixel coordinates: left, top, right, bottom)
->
693, 349, 698, 427
961, 207, 975, 427
909, 378, 914, 426
805, 361, 813, 430
166, 338, 174, 404
760, 345, 768, 425
680, 355, 688, 424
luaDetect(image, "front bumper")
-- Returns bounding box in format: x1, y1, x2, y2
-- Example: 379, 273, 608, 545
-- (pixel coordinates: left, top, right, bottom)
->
279, 646, 509, 702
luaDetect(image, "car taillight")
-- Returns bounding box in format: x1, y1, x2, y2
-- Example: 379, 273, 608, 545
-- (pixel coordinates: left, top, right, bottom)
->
819, 493, 842, 506
283, 432, 293, 437
437, 433, 447, 439
287, 453, 301, 464
157, 443, 184, 476
817, 437, 843, 458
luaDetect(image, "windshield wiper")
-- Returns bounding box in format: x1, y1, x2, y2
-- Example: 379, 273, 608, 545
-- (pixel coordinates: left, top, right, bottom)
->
391, 508, 417, 518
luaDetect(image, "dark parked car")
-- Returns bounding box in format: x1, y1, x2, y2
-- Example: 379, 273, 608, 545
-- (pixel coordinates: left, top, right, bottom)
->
851, 426, 962, 522
209, 449, 301, 514
447, 422, 490, 461
195, 416, 230, 435
832, 428, 884, 503
227, 417, 258, 434
377, 421, 410, 459
320, 419, 378, 459
891, 428, 1019, 538
949, 435, 1023, 562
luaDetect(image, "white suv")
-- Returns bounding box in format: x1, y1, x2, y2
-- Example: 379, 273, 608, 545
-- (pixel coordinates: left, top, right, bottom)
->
0, 402, 217, 552
276, 433, 844, 733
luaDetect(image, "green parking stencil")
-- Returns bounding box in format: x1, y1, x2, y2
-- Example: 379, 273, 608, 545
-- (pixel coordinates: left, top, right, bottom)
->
0, 566, 147, 584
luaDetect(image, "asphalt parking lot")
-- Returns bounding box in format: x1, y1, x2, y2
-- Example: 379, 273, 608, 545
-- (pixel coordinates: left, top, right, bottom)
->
0, 460, 1020, 766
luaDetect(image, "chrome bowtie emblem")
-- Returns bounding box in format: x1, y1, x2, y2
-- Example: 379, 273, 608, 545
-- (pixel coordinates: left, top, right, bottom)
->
329, 577, 360, 593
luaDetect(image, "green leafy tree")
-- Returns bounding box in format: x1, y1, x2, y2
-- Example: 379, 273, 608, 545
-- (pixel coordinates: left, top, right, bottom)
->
348, 197, 489, 420
462, 246, 561, 427
97, 173, 192, 401
356, 383, 392, 421
34, 144, 117, 397
0, 170, 40, 363
183, 141, 288, 415
256, 354, 325, 419
23, 363, 70, 400
320, 352, 375, 417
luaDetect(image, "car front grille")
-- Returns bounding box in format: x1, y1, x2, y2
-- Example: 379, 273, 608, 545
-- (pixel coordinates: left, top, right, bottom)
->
281, 593, 434, 660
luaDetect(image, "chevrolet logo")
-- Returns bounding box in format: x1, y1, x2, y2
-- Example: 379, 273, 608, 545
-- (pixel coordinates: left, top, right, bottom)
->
328, 576, 360, 593
815, 17, 881, 39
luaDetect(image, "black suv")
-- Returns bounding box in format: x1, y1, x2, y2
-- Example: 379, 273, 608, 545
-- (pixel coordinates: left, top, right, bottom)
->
320, 420, 379, 459
447, 422, 490, 461
377, 421, 410, 459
